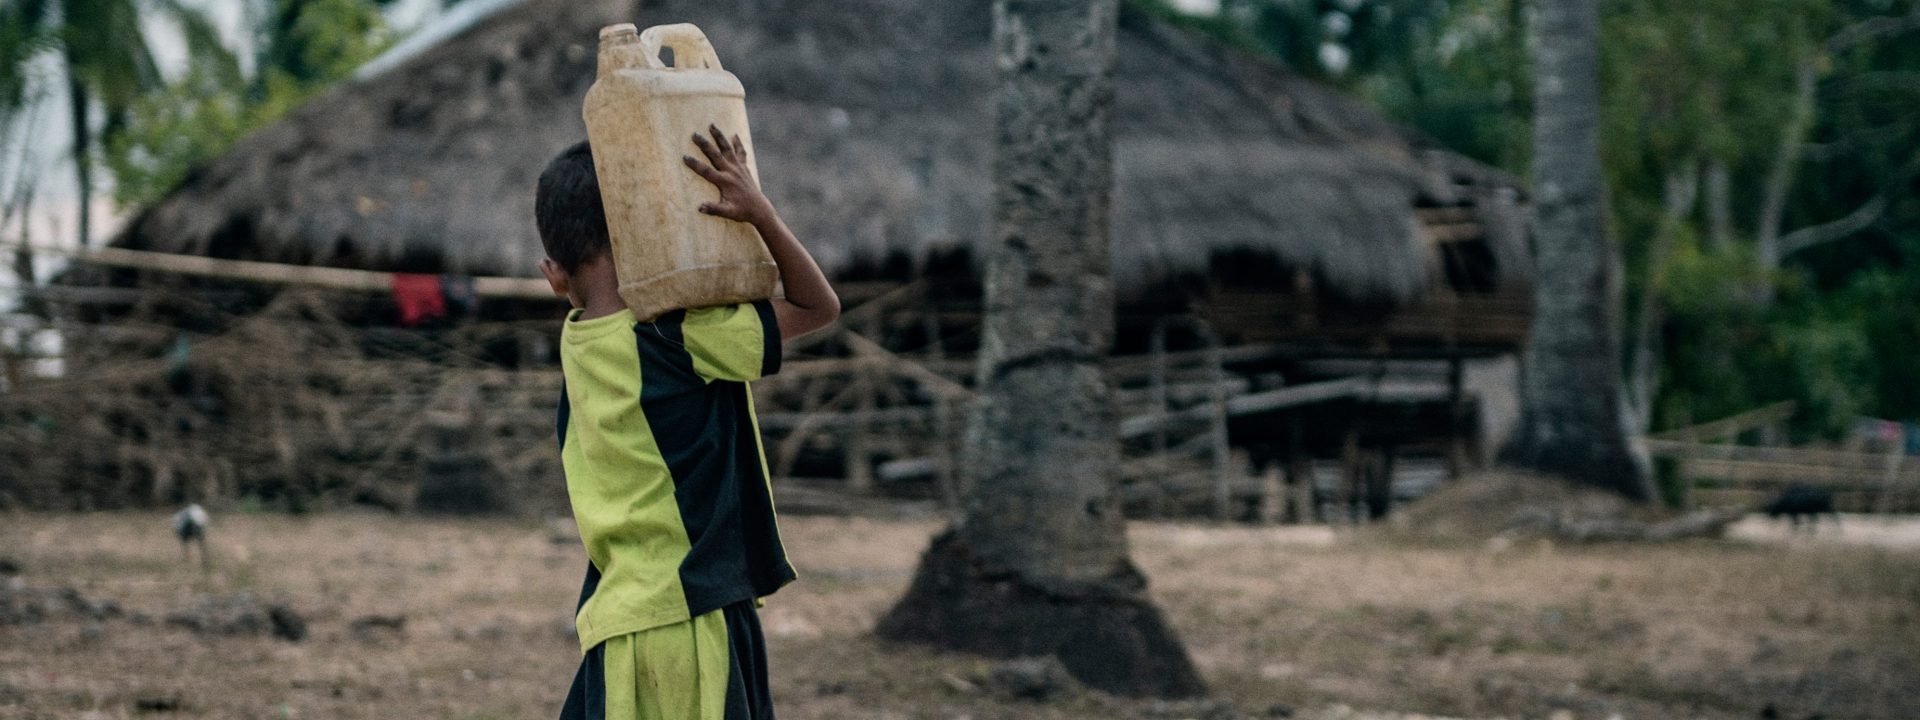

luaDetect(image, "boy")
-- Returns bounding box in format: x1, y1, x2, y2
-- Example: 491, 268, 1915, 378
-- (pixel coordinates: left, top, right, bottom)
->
536, 126, 839, 720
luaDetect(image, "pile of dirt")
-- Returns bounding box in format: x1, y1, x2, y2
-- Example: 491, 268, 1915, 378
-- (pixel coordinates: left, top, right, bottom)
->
3, 574, 310, 643
1389, 469, 1741, 543
0, 581, 121, 625
164, 593, 307, 641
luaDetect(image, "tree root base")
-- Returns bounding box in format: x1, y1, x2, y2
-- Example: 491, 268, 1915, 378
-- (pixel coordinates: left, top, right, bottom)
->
875, 529, 1207, 698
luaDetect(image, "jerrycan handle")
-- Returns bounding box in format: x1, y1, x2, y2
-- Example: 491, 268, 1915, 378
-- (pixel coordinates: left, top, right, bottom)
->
640, 23, 723, 71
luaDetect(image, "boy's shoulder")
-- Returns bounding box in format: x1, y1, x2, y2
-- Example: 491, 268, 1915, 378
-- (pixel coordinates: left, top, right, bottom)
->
556, 299, 779, 394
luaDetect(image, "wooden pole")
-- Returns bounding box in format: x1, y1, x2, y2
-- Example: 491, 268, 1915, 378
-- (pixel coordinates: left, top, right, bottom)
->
1199, 320, 1232, 521
1118, 376, 1366, 439
1287, 415, 1314, 523
922, 299, 965, 520
1368, 442, 1397, 520
841, 331, 972, 399
1446, 356, 1469, 479
1148, 317, 1170, 518
1340, 424, 1361, 524
1879, 449, 1904, 514
5, 242, 556, 299
771, 376, 826, 479
932, 398, 963, 520
1258, 457, 1282, 525
845, 316, 880, 494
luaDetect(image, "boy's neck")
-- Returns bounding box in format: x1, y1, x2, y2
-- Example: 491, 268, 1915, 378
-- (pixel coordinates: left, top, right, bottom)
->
572, 255, 627, 320
576, 295, 627, 321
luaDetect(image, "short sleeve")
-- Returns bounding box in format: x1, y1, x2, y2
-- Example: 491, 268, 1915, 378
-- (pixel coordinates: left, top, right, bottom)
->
681, 300, 781, 382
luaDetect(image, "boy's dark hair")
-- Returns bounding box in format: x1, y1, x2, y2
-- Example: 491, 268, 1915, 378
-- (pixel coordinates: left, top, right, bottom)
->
535, 141, 611, 273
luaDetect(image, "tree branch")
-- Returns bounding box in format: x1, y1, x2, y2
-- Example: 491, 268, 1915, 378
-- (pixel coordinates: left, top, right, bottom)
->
1755, 61, 1819, 274
1779, 151, 1920, 257
1778, 194, 1890, 257
1800, 121, 1910, 163
1755, 9, 1920, 271
1626, 164, 1697, 432
1827, 9, 1920, 53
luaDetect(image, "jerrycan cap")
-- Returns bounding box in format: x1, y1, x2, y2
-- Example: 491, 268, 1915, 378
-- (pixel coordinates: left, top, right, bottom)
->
599, 23, 638, 42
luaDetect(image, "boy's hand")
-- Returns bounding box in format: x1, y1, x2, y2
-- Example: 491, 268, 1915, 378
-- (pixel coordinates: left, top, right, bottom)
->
684, 122, 841, 340
684, 125, 774, 225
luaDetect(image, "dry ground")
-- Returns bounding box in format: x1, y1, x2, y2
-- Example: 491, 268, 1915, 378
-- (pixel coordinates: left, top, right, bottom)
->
3, 511, 1918, 720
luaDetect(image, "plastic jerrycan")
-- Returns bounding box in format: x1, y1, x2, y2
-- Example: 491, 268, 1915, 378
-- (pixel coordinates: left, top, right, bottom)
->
583, 23, 777, 321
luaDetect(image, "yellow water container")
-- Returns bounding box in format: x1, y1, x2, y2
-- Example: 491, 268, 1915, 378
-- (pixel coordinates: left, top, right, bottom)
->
583, 22, 777, 321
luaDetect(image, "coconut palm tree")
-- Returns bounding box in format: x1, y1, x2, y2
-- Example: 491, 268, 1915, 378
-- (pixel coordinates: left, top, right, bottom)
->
1501, 0, 1655, 500
876, 0, 1204, 698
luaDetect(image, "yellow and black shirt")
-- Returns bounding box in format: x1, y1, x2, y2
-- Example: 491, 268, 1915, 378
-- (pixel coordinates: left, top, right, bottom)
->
555, 300, 793, 654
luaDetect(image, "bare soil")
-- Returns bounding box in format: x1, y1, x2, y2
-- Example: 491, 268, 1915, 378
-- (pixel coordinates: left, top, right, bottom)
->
2, 511, 1917, 720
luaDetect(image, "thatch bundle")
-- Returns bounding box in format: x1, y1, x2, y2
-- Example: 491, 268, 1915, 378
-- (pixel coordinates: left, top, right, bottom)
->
115, 0, 1523, 308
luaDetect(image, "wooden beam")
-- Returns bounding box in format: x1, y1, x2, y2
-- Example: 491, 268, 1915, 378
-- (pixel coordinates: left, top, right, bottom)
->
1109, 342, 1292, 378
7, 242, 559, 299
1114, 378, 1251, 408
1648, 401, 1798, 442
1228, 376, 1370, 415
1200, 321, 1232, 521
1679, 458, 1920, 488
784, 280, 929, 354
841, 330, 974, 400
1643, 438, 1902, 470
1148, 318, 1171, 518
755, 406, 934, 432
773, 355, 972, 380
877, 456, 940, 482
1118, 376, 1369, 439
1416, 207, 1478, 224
21, 284, 249, 305
1420, 222, 1485, 244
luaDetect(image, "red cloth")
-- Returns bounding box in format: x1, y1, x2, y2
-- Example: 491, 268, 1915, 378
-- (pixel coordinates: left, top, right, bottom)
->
391, 273, 446, 327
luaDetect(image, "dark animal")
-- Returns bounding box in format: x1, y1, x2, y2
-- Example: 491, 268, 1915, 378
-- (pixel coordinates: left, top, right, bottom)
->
172, 504, 211, 568
1763, 485, 1837, 530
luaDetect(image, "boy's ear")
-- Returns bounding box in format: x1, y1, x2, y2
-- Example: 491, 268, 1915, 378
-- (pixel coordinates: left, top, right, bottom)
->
539, 258, 571, 299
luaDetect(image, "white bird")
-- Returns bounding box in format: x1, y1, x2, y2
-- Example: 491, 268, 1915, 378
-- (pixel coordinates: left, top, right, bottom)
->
172, 504, 211, 569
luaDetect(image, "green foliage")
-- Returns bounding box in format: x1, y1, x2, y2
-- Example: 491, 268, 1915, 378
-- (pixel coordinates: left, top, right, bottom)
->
99, 71, 239, 207
0, 0, 411, 214
56, 0, 163, 111
0, 1, 55, 114
101, 0, 394, 206
1157, 0, 1920, 435
1613, 0, 1920, 435
1356, 0, 1530, 168
264, 0, 394, 84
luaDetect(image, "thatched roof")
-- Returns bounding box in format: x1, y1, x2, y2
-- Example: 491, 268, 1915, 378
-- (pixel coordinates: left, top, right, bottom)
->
115, 0, 1524, 306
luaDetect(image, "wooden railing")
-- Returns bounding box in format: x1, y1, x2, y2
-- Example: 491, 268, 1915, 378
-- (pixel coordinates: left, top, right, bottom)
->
1644, 403, 1918, 512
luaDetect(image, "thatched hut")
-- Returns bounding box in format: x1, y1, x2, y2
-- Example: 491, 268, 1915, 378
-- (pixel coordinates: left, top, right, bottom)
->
118, 0, 1523, 307
60, 0, 1531, 517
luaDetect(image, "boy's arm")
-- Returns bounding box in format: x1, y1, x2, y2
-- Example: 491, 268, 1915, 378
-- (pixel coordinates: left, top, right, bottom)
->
685, 126, 841, 340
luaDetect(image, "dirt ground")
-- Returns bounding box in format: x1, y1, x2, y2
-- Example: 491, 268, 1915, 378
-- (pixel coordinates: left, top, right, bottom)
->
3, 511, 1917, 720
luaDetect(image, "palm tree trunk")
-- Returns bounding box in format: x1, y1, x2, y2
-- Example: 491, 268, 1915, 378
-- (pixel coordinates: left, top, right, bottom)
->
63, 54, 92, 247
1501, 0, 1654, 500
877, 0, 1203, 698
